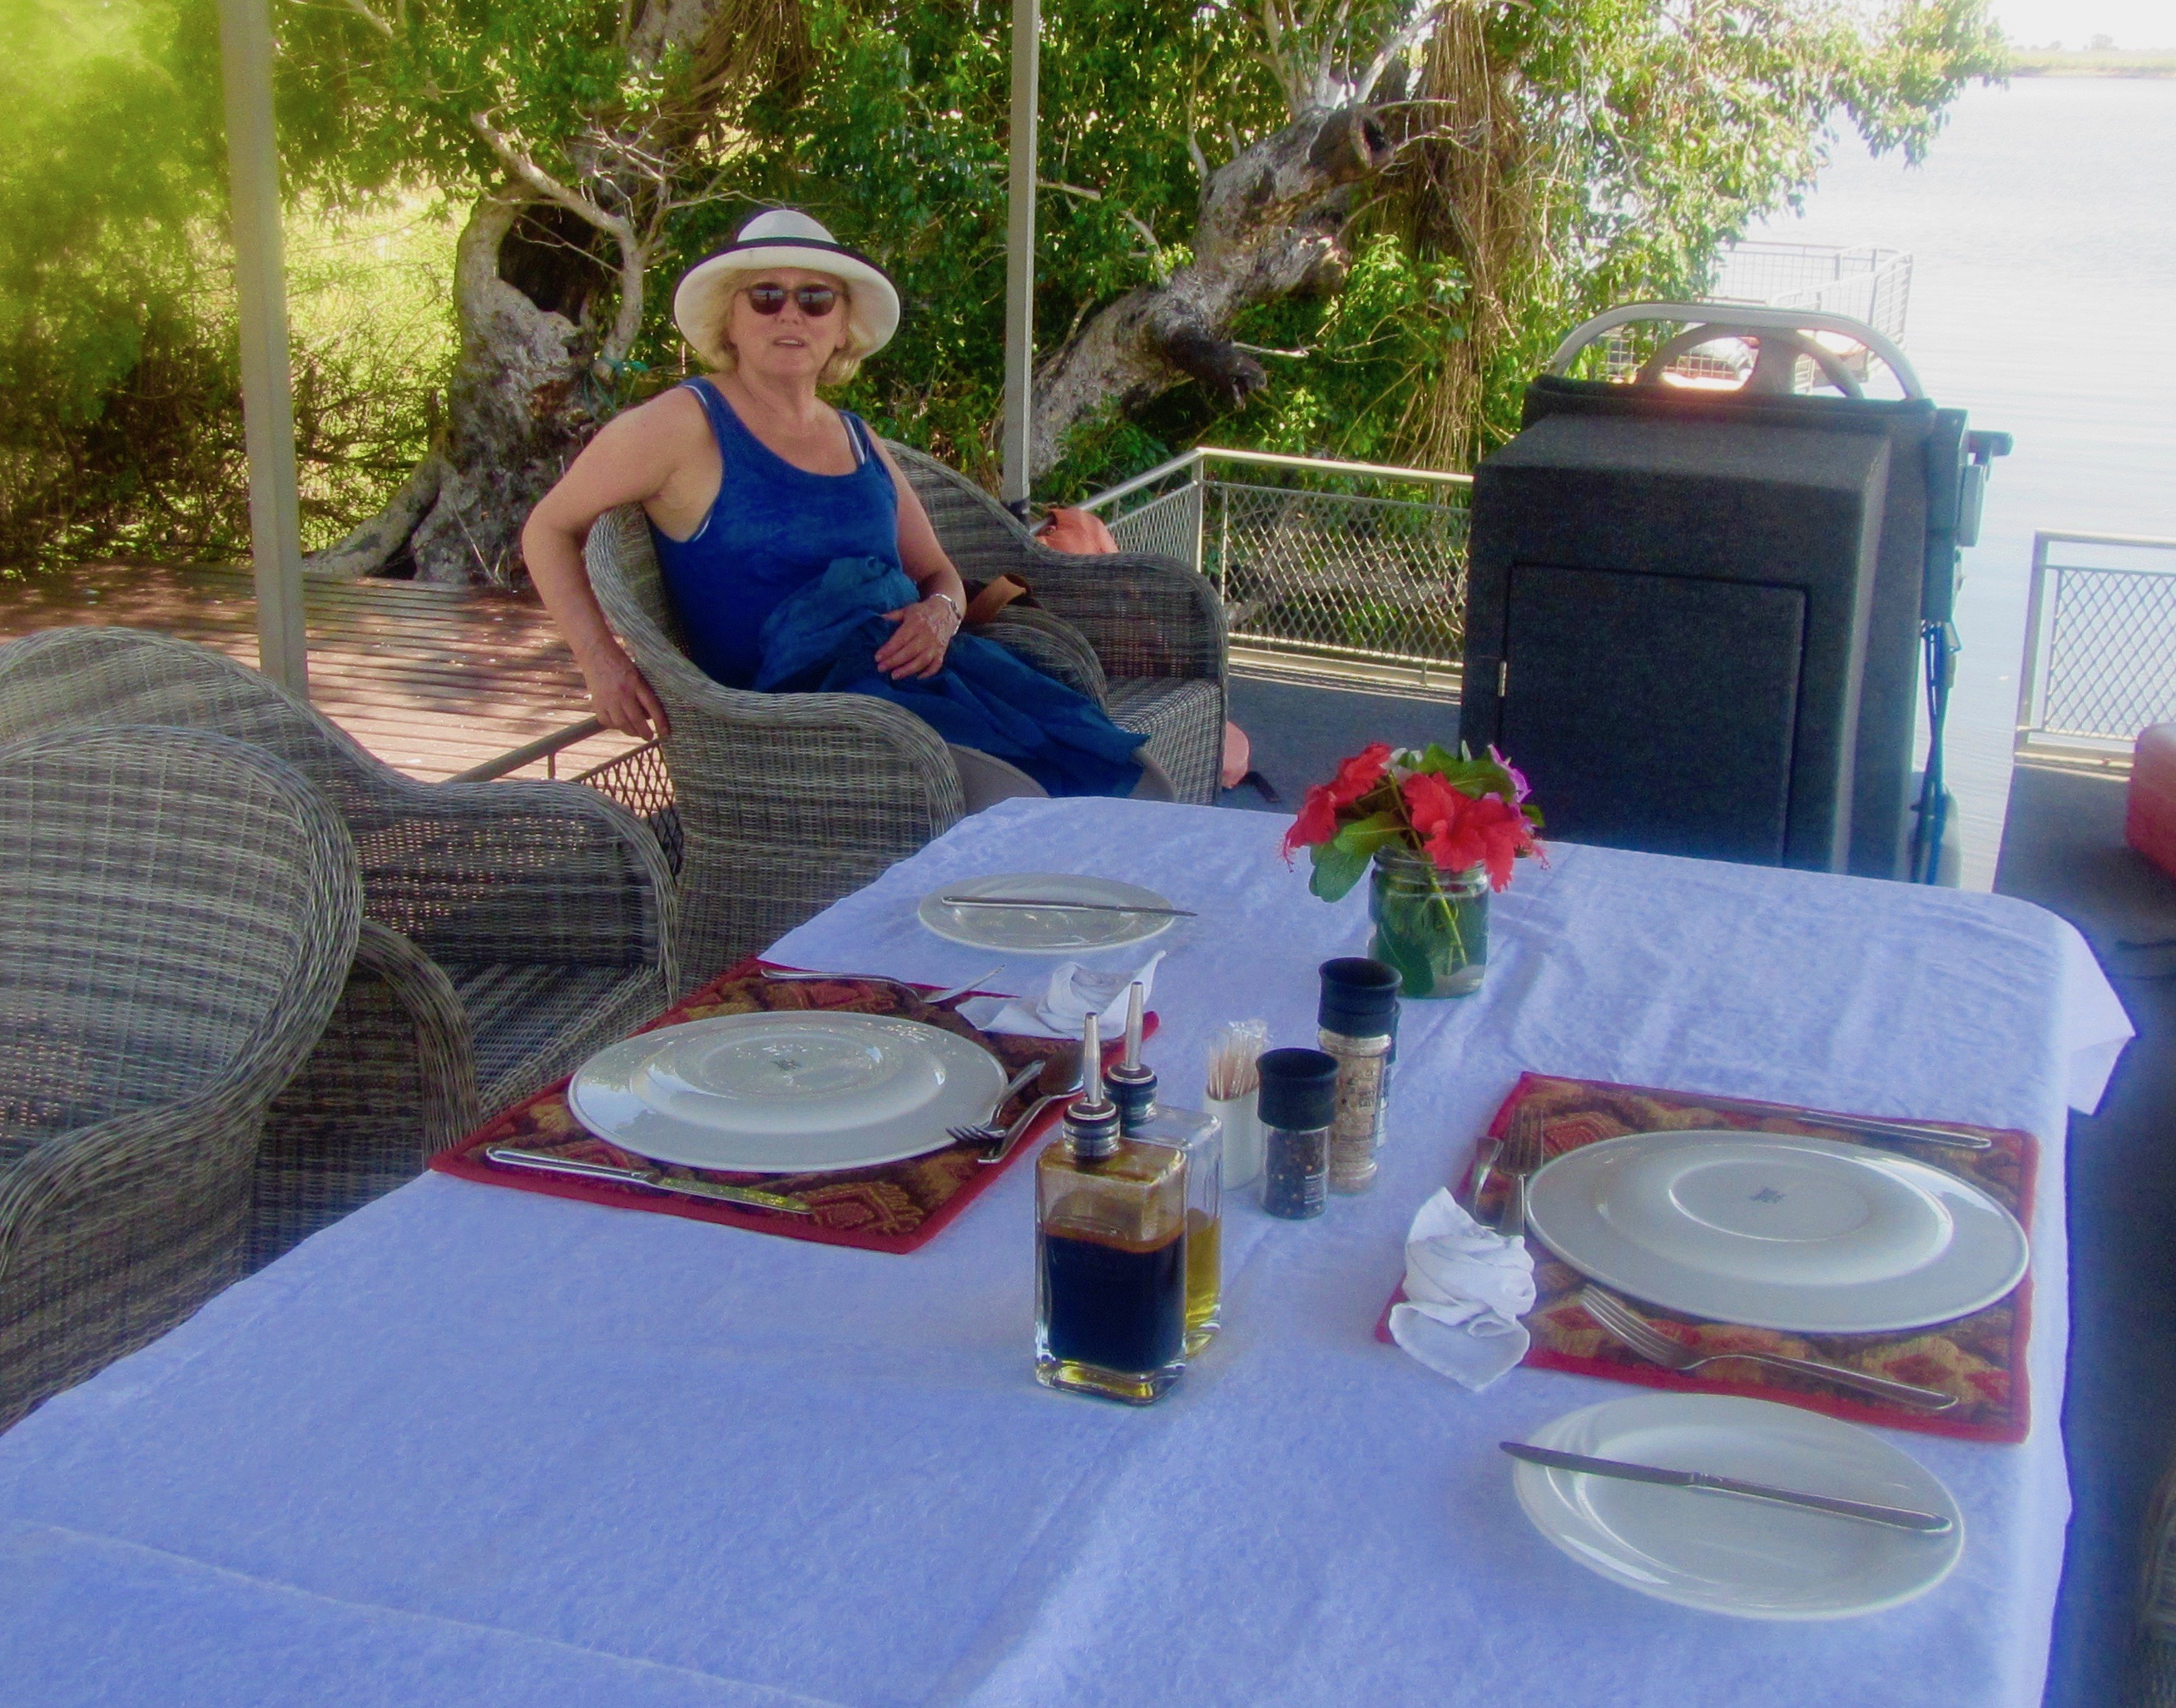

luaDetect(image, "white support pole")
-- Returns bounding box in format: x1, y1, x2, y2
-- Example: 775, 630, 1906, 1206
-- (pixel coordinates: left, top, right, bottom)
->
217, 0, 310, 694
999, 0, 1039, 515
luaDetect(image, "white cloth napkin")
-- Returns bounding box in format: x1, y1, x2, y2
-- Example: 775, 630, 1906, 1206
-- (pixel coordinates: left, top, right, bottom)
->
957, 951, 1165, 1040
1387, 1188, 1536, 1391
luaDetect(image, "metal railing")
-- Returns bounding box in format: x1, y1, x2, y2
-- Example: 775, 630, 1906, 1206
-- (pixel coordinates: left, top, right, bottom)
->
1078, 446, 1473, 681
452, 721, 682, 870
1599, 241, 1914, 386
1712, 241, 1913, 341
2015, 528, 2176, 763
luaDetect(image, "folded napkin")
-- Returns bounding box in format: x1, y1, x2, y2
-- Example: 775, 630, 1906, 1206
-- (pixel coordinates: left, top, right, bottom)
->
1388, 1188, 1536, 1391
957, 951, 1165, 1040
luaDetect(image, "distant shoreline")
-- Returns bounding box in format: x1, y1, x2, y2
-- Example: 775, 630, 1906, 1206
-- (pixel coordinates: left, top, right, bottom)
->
2007, 52, 2176, 79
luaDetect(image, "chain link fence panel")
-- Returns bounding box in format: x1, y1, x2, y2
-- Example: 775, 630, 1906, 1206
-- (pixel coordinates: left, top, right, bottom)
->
2036, 568, 2176, 742
1100, 457, 1471, 674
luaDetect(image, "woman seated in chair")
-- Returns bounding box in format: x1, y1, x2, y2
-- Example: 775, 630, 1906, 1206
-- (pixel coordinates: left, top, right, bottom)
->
523, 209, 1153, 801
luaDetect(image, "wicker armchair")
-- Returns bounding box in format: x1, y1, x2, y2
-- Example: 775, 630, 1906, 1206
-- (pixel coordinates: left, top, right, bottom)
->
2129, 1456, 2176, 1705
885, 442, 1227, 804
583, 453, 1224, 983
0, 726, 360, 1429
0, 627, 677, 1266
587, 505, 969, 988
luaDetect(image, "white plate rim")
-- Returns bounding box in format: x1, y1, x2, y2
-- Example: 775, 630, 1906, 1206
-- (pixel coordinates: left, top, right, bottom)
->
1509, 1391, 1965, 1621
567, 1012, 1005, 1173
915, 871, 1179, 955
1525, 1128, 2030, 1334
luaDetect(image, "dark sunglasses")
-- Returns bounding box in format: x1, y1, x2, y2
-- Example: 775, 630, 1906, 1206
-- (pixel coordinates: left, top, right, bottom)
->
743, 282, 840, 317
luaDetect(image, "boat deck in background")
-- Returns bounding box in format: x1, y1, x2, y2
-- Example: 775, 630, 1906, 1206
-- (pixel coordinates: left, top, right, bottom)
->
0, 562, 634, 780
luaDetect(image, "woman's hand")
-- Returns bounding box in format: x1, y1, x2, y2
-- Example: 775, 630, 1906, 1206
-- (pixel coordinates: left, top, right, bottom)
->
577, 641, 672, 740
875, 593, 960, 680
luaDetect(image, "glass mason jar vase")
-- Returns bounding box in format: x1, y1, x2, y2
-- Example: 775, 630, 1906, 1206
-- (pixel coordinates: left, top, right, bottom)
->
1367, 848, 1489, 998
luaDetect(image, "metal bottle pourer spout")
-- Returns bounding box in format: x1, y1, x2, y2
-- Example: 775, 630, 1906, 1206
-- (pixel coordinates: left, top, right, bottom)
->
1105, 982, 1157, 1132
1080, 1012, 1106, 1106
1063, 1012, 1121, 1161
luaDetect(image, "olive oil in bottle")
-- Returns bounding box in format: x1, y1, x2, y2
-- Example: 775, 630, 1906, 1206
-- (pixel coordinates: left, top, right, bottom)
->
1105, 983, 1223, 1355
1035, 1013, 1188, 1404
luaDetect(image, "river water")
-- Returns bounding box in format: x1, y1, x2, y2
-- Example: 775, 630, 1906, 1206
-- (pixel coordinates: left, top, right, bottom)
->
1747, 76, 2176, 888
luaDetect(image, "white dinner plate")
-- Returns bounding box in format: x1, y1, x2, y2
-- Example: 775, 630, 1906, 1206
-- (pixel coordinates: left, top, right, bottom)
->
916, 872, 1180, 954
568, 1012, 1006, 1173
1509, 1392, 1963, 1620
1524, 1129, 2029, 1334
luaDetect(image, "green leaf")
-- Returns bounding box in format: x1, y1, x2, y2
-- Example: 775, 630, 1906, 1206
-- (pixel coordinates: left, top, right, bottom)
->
1307, 838, 1372, 904
1329, 809, 1406, 859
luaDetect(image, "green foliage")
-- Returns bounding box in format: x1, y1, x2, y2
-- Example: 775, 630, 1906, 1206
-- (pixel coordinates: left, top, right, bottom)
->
677, 0, 1284, 483
0, 0, 230, 567
2, 0, 2005, 572
1308, 811, 1402, 902
0, 1, 455, 572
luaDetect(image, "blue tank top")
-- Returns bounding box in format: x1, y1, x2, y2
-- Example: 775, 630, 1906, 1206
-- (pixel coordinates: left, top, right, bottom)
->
648, 379, 900, 688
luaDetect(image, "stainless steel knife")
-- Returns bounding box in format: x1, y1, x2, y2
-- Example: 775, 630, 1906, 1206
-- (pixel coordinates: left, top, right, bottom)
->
933, 894, 1197, 918
1499, 1441, 1954, 1534
483, 1144, 814, 1215
1683, 1090, 1994, 1151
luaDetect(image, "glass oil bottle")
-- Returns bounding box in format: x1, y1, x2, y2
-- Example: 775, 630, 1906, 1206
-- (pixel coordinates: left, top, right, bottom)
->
1105, 984, 1223, 1355
1035, 1012, 1189, 1404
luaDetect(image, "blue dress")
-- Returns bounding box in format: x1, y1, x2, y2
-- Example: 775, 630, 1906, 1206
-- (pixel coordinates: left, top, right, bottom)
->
647, 378, 1146, 797
649, 379, 898, 689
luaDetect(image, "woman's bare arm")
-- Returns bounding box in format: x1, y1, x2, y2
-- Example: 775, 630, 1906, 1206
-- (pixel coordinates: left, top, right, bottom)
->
521, 389, 713, 738
873, 439, 968, 680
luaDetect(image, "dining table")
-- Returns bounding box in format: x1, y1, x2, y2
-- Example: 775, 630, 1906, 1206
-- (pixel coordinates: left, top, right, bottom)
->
0, 795, 2134, 1706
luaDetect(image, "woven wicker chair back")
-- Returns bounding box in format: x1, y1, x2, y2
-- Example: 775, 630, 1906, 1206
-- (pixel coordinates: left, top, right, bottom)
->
0, 626, 669, 972
585, 506, 967, 987
0, 725, 360, 1136
0, 725, 360, 1428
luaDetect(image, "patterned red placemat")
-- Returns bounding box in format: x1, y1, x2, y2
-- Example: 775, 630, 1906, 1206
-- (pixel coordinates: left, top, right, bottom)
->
431, 957, 1138, 1255
1374, 1072, 2037, 1443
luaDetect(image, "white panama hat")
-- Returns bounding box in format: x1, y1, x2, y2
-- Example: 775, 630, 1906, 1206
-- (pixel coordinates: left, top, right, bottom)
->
672, 209, 901, 364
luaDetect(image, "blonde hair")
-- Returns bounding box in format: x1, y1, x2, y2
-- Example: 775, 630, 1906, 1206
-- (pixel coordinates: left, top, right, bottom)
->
691, 267, 868, 387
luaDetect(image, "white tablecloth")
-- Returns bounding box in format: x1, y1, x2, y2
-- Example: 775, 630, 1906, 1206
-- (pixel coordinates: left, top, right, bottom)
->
0, 799, 2132, 1706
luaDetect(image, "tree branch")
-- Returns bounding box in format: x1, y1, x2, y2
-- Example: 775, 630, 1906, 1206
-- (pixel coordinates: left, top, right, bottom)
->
468, 111, 634, 246
336, 0, 395, 40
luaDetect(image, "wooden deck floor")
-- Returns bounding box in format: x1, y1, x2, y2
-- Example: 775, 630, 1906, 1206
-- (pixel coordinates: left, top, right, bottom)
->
0, 563, 638, 780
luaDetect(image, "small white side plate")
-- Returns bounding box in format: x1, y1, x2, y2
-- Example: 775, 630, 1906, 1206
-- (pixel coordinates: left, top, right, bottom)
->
1510, 1392, 1963, 1620
917, 872, 1179, 954
569, 1013, 1004, 1173
1525, 1129, 2028, 1334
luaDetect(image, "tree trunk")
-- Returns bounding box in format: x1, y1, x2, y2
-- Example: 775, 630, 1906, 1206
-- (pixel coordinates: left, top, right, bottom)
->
1027, 104, 1392, 480
309, 188, 611, 583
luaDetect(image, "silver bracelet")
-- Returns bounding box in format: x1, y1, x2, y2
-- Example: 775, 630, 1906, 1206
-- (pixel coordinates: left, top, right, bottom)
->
929, 592, 964, 629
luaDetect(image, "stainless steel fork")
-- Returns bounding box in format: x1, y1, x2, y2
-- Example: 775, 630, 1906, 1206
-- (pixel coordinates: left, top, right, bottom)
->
1579, 1285, 1958, 1411
1496, 1102, 1548, 1237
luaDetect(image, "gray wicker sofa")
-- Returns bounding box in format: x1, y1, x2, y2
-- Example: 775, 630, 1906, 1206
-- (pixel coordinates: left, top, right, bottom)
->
0, 627, 677, 1266
585, 444, 1225, 987
0, 726, 360, 1429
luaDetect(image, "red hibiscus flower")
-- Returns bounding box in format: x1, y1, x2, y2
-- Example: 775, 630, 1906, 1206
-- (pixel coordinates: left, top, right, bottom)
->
1401, 771, 1535, 890
1326, 742, 1394, 807
1280, 741, 1395, 860
1281, 783, 1341, 859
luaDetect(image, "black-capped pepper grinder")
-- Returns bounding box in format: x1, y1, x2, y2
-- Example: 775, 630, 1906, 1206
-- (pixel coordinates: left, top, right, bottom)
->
1257, 1047, 1339, 1220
